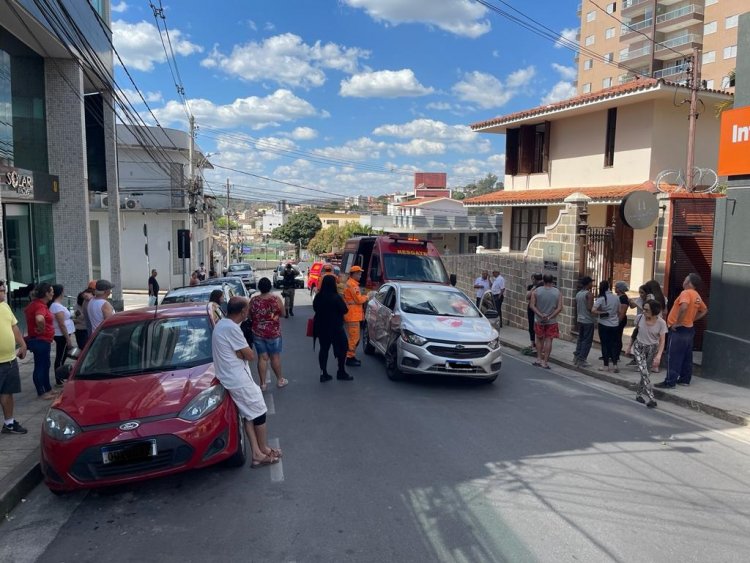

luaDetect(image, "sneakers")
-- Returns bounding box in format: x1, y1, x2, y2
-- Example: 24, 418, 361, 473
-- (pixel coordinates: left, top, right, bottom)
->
647, 400, 658, 408
578, 361, 592, 368
345, 357, 361, 367
320, 373, 332, 382
635, 396, 646, 404
677, 381, 690, 386
337, 372, 354, 381
654, 382, 675, 389
1, 421, 28, 434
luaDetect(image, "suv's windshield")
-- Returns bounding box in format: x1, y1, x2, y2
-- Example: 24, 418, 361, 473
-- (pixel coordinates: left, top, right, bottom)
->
162, 288, 216, 303
77, 316, 213, 379
228, 264, 251, 272
400, 288, 479, 318
383, 254, 449, 284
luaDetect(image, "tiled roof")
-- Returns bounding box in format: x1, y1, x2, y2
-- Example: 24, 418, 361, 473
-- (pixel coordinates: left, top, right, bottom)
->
464, 182, 658, 206
470, 78, 732, 130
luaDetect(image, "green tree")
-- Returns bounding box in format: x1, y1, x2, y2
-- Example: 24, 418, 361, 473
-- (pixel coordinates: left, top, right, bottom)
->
214, 216, 239, 229
452, 173, 502, 200
272, 210, 323, 258
308, 223, 376, 256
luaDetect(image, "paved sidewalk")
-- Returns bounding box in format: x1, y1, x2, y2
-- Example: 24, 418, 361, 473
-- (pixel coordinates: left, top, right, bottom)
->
497, 325, 750, 427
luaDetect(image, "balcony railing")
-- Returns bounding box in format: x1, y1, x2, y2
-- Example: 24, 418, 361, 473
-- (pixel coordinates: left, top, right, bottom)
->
620, 45, 652, 61
652, 64, 687, 79
621, 18, 653, 34
655, 33, 701, 51
656, 4, 703, 25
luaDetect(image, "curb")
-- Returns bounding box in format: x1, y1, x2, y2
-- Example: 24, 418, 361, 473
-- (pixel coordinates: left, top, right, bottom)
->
0, 448, 42, 521
500, 339, 750, 427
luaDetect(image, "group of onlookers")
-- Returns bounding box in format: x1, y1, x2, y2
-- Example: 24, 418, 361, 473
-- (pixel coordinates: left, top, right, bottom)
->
0, 278, 114, 435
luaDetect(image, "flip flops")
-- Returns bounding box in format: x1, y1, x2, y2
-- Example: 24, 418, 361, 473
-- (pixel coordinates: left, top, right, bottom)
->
251, 454, 280, 468
276, 378, 289, 388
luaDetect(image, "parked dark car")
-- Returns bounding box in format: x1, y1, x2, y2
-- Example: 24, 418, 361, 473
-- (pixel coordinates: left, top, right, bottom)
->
272, 264, 304, 289
162, 284, 236, 307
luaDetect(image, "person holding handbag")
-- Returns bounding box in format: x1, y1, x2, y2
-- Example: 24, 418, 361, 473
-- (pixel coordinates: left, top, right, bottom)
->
49, 285, 75, 384
632, 300, 667, 408
313, 274, 350, 382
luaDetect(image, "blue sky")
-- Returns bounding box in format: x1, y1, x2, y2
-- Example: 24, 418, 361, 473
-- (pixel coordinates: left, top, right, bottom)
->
112, 0, 581, 204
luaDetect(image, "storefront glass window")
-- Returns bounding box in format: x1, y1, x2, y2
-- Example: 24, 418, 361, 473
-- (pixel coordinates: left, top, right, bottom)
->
11, 54, 47, 171
0, 50, 11, 166
31, 203, 56, 285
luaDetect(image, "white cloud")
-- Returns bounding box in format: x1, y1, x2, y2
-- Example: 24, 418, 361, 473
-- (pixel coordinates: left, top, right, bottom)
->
312, 137, 389, 162
392, 139, 446, 156
111, 1, 128, 13
286, 127, 318, 141
541, 81, 578, 105
343, 0, 491, 38
451, 67, 535, 109
340, 69, 433, 98
373, 118, 491, 154
112, 20, 202, 72
492, 50, 500, 58
426, 102, 453, 111
152, 89, 318, 129
119, 88, 163, 105
551, 63, 577, 81
556, 28, 578, 49
201, 33, 369, 88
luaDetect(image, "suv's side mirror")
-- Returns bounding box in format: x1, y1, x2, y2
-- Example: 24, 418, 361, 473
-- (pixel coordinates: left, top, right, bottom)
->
449, 273, 457, 287
484, 309, 499, 319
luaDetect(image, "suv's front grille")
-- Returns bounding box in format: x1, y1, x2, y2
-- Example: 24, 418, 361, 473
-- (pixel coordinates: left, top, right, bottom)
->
427, 345, 488, 359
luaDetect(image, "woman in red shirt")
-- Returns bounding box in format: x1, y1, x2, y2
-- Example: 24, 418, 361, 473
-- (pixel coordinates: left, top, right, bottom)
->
249, 278, 288, 390
24, 283, 57, 399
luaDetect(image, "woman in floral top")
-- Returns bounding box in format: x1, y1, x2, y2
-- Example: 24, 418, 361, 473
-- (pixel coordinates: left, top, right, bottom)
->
249, 277, 288, 390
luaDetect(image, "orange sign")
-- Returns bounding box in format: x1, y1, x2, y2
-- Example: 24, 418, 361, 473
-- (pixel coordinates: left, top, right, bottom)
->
718, 106, 750, 176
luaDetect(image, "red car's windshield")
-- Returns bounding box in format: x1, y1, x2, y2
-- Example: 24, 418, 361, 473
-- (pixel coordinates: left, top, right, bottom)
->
76, 316, 213, 379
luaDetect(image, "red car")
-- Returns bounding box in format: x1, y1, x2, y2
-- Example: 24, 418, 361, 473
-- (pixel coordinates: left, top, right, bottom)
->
41, 303, 246, 493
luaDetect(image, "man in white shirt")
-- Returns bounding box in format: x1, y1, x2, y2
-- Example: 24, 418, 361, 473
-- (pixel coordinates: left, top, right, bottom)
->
490, 270, 506, 327
473, 270, 491, 308
212, 296, 281, 468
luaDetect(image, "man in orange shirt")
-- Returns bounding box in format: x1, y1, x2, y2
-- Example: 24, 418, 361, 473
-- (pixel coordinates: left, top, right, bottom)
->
343, 266, 370, 367
655, 273, 708, 389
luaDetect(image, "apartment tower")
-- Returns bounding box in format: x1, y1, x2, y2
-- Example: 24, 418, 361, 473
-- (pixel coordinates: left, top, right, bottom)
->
576, 0, 743, 93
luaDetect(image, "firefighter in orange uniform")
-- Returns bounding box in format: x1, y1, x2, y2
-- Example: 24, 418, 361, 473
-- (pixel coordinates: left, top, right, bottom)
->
343, 266, 370, 366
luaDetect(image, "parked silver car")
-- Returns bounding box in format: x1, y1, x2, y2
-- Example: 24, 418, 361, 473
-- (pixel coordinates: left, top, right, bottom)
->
363, 282, 501, 382
225, 263, 256, 288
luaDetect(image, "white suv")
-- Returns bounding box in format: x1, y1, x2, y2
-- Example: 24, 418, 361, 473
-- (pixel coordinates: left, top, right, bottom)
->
225, 263, 257, 289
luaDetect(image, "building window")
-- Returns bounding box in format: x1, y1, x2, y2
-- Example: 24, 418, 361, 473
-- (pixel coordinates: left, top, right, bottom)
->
172, 220, 186, 274
704, 21, 717, 35
702, 51, 716, 64
511, 207, 547, 251
705, 0, 718, 5
724, 45, 737, 59
89, 0, 104, 16
607, 2, 616, 14
585, 35, 595, 46
604, 52, 614, 63
583, 82, 592, 93
726, 15, 739, 29
605, 27, 616, 39
705, 79, 715, 89
604, 108, 617, 167
587, 11, 596, 22
584, 59, 593, 70
602, 77, 613, 88
505, 122, 551, 176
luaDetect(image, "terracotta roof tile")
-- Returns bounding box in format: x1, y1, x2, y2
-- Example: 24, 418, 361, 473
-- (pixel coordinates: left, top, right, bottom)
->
470, 78, 731, 130
397, 197, 455, 207
464, 183, 657, 206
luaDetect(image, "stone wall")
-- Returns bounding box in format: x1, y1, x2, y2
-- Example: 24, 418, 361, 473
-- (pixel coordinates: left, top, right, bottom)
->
443, 200, 584, 341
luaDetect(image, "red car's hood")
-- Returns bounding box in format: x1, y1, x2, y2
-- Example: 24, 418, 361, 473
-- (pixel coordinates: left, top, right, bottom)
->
56, 364, 216, 426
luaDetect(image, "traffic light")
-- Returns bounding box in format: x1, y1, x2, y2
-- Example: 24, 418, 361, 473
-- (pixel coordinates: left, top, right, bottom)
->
177, 229, 191, 258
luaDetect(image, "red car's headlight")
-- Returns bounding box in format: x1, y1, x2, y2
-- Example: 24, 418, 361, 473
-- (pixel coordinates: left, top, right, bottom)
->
44, 408, 82, 441
178, 385, 226, 421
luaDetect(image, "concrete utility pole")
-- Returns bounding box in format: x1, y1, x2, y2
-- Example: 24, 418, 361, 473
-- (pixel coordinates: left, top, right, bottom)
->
226, 178, 231, 270
188, 114, 195, 270
685, 47, 702, 192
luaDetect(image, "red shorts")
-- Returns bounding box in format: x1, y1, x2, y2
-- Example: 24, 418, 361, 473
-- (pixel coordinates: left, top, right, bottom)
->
534, 323, 560, 339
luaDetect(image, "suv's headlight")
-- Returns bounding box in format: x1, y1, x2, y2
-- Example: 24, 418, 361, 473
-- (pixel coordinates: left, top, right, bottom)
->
44, 408, 81, 441
401, 329, 427, 346
179, 385, 226, 421
488, 337, 500, 350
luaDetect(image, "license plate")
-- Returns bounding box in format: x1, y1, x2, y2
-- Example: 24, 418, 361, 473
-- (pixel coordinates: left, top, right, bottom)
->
446, 361, 472, 369
101, 440, 157, 465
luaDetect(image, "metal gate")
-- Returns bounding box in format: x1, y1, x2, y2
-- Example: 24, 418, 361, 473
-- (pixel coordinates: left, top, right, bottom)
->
581, 227, 615, 286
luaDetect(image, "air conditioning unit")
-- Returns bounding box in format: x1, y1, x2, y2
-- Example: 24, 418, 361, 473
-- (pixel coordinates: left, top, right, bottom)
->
120, 196, 142, 209
90, 192, 108, 208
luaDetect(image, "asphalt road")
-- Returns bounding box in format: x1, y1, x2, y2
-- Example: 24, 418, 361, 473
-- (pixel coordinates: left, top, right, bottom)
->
2, 290, 750, 562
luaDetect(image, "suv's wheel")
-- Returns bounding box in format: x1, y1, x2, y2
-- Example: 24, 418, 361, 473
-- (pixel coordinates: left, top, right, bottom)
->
385, 343, 404, 381
362, 322, 375, 355
224, 414, 247, 467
